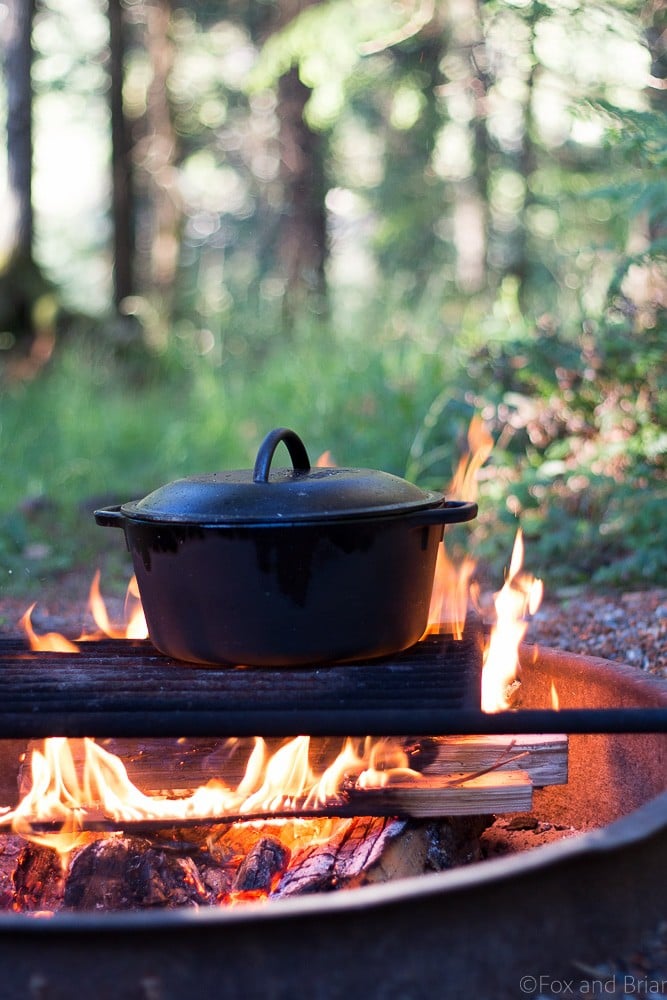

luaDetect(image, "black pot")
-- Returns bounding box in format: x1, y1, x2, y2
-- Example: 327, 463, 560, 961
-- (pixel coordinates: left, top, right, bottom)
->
94, 427, 477, 666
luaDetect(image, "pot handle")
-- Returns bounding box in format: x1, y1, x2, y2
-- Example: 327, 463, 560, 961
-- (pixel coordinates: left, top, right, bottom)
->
410, 500, 478, 526
94, 504, 125, 528
253, 427, 312, 483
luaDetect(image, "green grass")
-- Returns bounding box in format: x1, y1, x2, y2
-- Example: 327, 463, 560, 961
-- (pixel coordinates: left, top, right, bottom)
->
0, 310, 478, 596
0, 295, 665, 600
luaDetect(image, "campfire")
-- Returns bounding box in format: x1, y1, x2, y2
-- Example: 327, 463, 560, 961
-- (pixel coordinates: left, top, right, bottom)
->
0, 418, 574, 915
1, 418, 661, 920
3, 554, 562, 912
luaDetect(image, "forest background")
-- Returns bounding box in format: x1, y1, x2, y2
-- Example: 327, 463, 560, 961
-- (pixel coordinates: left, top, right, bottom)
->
0, 0, 665, 601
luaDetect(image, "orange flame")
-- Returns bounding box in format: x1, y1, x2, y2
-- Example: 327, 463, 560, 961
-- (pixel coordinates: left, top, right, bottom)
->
423, 416, 543, 707
481, 530, 543, 712
448, 415, 494, 502
425, 415, 492, 638
7, 738, 89, 856
81, 570, 147, 640
19, 606, 80, 653
123, 575, 148, 639
20, 572, 148, 650
3, 735, 418, 859
426, 548, 477, 640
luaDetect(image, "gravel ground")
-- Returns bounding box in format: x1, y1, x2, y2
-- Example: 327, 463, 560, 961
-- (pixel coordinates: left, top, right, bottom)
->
524, 589, 667, 679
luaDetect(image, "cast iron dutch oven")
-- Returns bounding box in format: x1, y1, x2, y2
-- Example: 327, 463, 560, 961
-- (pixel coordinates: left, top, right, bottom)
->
94, 427, 477, 666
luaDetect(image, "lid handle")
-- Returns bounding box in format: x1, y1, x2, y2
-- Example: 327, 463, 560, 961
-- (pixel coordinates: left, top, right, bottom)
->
253, 428, 312, 483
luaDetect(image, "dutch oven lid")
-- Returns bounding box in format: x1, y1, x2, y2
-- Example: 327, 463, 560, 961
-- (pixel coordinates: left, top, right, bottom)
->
119, 427, 446, 525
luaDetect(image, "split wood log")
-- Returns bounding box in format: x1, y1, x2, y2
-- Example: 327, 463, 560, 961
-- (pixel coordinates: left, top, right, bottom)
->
411, 734, 568, 787
347, 770, 534, 817
18, 734, 568, 801
6, 769, 534, 836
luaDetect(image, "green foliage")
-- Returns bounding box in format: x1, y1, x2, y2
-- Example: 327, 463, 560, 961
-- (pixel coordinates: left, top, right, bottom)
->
1, 0, 666, 599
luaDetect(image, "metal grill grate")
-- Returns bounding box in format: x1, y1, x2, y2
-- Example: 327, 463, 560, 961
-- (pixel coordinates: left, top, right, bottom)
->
0, 619, 665, 737
0, 619, 484, 738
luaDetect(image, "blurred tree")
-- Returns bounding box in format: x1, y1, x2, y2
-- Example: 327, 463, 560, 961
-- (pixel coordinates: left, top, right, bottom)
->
642, 0, 667, 252
108, 0, 136, 307
0, 0, 57, 373
3, 0, 34, 264
268, 0, 327, 315
363, 11, 451, 299
108, 0, 181, 319
134, 0, 181, 310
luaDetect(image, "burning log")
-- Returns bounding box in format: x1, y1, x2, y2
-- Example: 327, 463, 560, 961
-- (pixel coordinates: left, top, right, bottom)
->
273, 814, 491, 898
63, 837, 212, 910
18, 733, 567, 806
13, 842, 64, 912
273, 817, 408, 897
13, 837, 230, 912
4, 813, 492, 912
232, 837, 290, 893
8, 733, 559, 845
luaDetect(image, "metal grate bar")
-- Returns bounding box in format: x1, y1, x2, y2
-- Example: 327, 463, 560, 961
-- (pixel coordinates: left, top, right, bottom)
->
1, 625, 663, 738
0, 623, 484, 738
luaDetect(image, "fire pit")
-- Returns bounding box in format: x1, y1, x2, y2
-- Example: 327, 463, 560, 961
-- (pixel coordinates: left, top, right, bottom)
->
0, 420, 664, 998
0, 639, 664, 1000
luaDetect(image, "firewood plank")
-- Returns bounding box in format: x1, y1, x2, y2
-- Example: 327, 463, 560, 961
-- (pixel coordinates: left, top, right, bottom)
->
20, 734, 566, 796
7, 769, 534, 834
356, 770, 533, 817
19, 735, 560, 809
416, 734, 568, 787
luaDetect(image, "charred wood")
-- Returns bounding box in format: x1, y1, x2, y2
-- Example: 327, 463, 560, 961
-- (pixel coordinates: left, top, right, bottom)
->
232, 837, 290, 893
273, 817, 405, 897
62, 837, 214, 910
3, 808, 492, 912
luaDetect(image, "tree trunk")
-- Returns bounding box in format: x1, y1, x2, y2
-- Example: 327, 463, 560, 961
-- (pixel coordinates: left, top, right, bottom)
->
0, 0, 54, 356
137, 0, 180, 310
269, 0, 328, 317
108, 0, 135, 308
276, 64, 327, 312
2, 0, 35, 264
